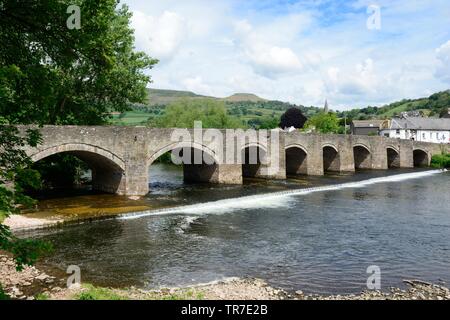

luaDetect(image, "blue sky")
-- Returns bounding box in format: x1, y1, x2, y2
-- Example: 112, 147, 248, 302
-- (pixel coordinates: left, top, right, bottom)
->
124, 0, 450, 110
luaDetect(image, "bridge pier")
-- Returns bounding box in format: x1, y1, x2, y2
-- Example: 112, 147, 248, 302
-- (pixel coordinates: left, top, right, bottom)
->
122, 161, 149, 196
338, 139, 356, 172
184, 163, 243, 184
371, 141, 389, 170
306, 144, 324, 175
399, 140, 414, 168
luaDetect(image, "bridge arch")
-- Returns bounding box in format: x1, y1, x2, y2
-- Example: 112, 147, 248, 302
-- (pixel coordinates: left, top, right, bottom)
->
148, 141, 221, 186
386, 146, 400, 168
30, 143, 125, 194
285, 144, 308, 175
148, 141, 219, 166
322, 145, 340, 172
241, 144, 267, 178
353, 144, 372, 169
413, 149, 430, 167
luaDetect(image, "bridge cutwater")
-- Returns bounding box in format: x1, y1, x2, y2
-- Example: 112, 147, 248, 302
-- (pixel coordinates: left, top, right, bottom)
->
21, 126, 448, 196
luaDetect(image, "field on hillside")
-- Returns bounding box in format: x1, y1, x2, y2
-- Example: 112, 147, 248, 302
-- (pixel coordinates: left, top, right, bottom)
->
111, 88, 321, 127
111, 88, 450, 126
110, 106, 287, 127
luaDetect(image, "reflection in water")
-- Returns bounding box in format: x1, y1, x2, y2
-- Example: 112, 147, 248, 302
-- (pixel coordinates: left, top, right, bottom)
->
19, 165, 450, 294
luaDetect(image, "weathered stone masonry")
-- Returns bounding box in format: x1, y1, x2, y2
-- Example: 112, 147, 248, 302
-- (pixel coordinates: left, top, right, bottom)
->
22, 126, 448, 196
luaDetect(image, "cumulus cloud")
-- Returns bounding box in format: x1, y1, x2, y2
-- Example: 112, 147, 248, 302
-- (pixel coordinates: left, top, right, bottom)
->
326, 59, 379, 96
124, 0, 450, 109
435, 40, 450, 83
131, 10, 186, 61
181, 76, 213, 96
233, 19, 305, 78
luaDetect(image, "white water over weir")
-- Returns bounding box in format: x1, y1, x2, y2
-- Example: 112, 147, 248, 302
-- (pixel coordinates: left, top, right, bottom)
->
118, 170, 447, 220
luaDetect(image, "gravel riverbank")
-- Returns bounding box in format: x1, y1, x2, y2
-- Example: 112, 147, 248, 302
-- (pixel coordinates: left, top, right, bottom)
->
1, 254, 449, 300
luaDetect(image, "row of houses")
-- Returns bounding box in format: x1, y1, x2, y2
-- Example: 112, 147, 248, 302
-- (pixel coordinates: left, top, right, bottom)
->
351, 115, 450, 144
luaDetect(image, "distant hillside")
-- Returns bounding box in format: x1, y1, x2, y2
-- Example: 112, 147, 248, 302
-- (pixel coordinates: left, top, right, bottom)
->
222, 93, 267, 102
112, 88, 321, 127
146, 88, 267, 105
146, 88, 213, 105
337, 90, 450, 120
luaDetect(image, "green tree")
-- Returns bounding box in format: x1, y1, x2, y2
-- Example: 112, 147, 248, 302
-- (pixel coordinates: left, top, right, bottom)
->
258, 117, 279, 129
305, 112, 340, 133
151, 99, 245, 129
0, 1, 156, 296
0, 0, 157, 125
0, 123, 52, 273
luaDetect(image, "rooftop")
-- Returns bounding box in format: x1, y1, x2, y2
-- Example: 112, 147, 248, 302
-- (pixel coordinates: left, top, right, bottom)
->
390, 118, 450, 130
351, 120, 386, 128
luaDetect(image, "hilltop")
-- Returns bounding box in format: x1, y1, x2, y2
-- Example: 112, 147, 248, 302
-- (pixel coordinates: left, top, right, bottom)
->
146, 88, 267, 105
146, 88, 213, 105
222, 93, 267, 102
113, 88, 321, 127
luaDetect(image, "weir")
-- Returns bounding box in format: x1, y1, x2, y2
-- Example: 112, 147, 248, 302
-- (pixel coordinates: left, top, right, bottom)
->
118, 169, 447, 220
21, 125, 448, 196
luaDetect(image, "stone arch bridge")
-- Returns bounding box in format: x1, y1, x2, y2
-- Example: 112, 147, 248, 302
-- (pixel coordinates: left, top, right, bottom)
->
22, 126, 447, 196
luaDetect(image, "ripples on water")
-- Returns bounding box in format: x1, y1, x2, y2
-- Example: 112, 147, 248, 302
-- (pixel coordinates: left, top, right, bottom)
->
20, 165, 450, 294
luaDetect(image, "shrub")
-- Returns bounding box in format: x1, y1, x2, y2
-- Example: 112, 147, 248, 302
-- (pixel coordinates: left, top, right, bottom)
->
76, 284, 126, 300
0, 285, 10, 300
431, 153, 450, 168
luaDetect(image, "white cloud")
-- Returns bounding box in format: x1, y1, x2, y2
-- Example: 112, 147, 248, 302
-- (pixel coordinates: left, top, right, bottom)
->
181, 76, 213, 96
124, 0, 450, 110
435, 40, 450, 83
233, 19, 307, 78
131, 10, 186, 61
326, 59, 378, 96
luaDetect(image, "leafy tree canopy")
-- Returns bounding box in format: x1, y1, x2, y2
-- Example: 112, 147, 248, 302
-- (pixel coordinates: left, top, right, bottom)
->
279, 107, 307, 129
0, 123, 52, 271
0, 1, 156, 280
305, 112, 340, 134
149, 99, 245, 129
0, 0, 157, 125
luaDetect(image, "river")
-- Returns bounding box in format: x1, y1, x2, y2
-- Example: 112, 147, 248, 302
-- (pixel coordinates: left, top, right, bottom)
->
18, 164, 450, 295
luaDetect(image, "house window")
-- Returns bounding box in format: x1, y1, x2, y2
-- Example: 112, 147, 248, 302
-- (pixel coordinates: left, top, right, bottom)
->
396, 129, 400, 134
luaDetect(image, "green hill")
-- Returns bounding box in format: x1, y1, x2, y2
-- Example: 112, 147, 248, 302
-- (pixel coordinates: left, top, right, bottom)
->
337, 90, 450, 120
146, 88, 213, 106
113, 88, 450, 127
146, 89, 267, 105
222, 93, 267, 102
112, 88, 321, 127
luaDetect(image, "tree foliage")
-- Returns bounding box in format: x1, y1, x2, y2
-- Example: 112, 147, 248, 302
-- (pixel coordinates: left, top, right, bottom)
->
0, 0, 157, 125
279, 108, 307, 129
0, 1, 156, 276
305, 112, 340, 133
0, 123, 52, 271
149, 99, 245, 129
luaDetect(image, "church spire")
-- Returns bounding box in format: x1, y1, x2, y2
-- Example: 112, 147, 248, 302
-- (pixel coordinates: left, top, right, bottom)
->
324, 99, 329, 113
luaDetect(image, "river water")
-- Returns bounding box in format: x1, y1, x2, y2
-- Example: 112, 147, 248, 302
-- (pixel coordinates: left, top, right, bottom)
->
20, 165, 450, 294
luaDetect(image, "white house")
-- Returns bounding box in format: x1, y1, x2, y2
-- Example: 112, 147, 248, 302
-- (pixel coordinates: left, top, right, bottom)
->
379, 117, 450, 144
